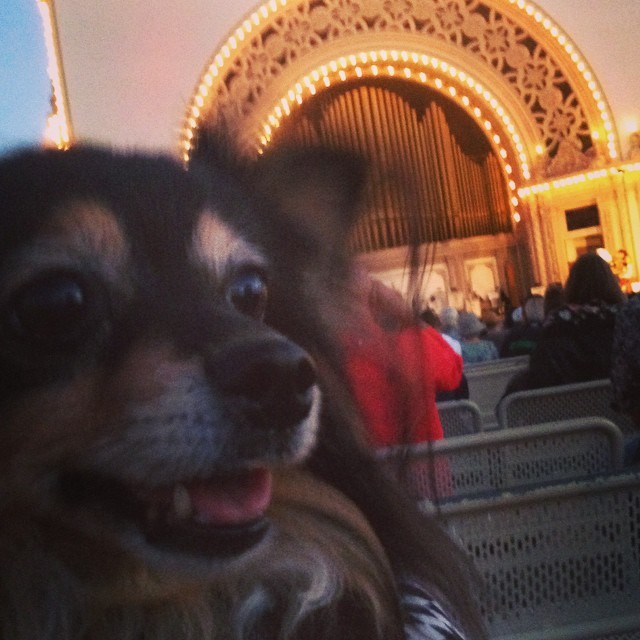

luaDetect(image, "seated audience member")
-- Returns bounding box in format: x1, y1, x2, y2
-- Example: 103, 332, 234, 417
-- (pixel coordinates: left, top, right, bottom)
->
611, 294, 640, 427
439, 306, 460, 341
343, 275, 463, 447
499, 294, 545, 357
458, 311, 499, 364
421, 308, 469, 401
505, 252, 626, 395
481, 309, 507, 352
543, 281, 565, 318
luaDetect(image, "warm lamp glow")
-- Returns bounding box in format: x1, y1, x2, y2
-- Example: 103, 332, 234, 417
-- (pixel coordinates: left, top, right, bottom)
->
596, 248, 612, 263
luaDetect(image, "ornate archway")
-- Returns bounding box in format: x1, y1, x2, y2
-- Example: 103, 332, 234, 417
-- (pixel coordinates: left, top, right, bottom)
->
181, 0, 631, 304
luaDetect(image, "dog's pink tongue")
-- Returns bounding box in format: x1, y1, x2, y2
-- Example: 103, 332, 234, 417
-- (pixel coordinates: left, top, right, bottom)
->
186, 469, 272, 527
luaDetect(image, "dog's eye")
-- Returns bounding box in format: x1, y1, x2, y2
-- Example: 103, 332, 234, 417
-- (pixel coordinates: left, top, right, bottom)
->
5, 273, 94, 348
226, 270, 268, 319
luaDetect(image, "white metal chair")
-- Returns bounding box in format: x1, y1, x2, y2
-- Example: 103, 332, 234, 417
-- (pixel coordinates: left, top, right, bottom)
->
436, 399, 483, 437
379, 417, 624, 503
464, 356, 530, 429
433, 470, 640, 639
497, 378, 637, 436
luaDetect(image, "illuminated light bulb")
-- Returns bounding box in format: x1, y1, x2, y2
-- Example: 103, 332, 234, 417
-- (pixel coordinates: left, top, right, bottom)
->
505, 165, 513, 175
222, 45, 230, 58
509, 180, 516, 190
551, 26, 559, 37
462, 95, 470, 106
523, 169, 531, 180
260, 6, 268, 18
371, 65, 379, 76
500, 149, 508, 158
356, 66, 363, 78
349, 54, 357, 65
329, 60, 338, 72
449, 86, 456, 96
339, 57, 347, 68
535, 144, 544, 154
198, 85, 208, 97
323, 76, 330, 86
435, 78, 443, 88
309, 85, 316, 95
387, 65, 395, 75
229, 36, 237, 50
484, 120, 492, 130
204, 73, 213, 86
419, 72, 427, 82
390, 50, 399, 61
195, 95, 204, 107
592, 130, 600, 140
380, 50, 388, 61
215, 54, 224, 67
359, 52, 368, 63
339, 70, 346, 81
511, 196, 519, 206
404, 68, 412, 78
513, 212, 521, 222
473, 107, 481, 117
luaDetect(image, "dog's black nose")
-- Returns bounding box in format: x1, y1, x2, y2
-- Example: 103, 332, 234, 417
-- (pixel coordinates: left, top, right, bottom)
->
211, 338, 317, 428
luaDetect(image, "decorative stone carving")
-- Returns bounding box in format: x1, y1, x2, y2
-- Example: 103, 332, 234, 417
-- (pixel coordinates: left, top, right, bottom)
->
194, 0, 605, 175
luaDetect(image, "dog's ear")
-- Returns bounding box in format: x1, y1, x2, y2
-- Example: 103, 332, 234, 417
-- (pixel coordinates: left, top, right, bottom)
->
252, 145, 367, 241
191, 126, 367, 246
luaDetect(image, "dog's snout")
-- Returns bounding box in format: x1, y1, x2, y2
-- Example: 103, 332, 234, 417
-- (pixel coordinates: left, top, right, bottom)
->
213, 339, 317, 428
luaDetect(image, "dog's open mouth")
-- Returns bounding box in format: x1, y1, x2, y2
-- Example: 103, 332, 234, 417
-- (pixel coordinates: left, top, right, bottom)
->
58, 468, 272, 557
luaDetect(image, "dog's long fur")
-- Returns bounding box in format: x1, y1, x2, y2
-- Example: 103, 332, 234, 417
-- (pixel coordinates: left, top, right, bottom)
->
0, 143, 483, 639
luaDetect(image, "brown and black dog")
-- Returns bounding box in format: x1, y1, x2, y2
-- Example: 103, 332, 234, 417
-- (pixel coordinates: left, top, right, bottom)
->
0, 141, 482, 639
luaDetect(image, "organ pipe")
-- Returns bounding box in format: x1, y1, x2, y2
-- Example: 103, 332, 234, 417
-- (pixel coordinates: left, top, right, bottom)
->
273, 81, 512, 251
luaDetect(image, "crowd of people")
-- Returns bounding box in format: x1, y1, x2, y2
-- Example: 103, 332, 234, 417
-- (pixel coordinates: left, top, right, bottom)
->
345, 251, 639, 460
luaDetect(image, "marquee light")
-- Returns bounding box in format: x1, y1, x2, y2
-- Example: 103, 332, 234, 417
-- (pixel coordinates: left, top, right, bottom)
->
37, 0, 71, 148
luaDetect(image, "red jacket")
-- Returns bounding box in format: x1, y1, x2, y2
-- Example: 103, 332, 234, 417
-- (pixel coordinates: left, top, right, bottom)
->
344, 324, 463, 447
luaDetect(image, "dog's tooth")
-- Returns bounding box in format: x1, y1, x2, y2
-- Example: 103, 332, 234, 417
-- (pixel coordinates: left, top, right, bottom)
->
172, 483, 193, 519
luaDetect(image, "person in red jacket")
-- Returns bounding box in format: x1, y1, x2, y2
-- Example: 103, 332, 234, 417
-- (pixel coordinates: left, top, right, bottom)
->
343, 270, 463, 448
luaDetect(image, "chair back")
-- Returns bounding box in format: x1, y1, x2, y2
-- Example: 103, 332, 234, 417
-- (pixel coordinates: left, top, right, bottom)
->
379, 417, 623, 503
434, 471, 640, 639
436, 399, 483, 437
464, 355, 529, 428
497, 378, 637, 435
